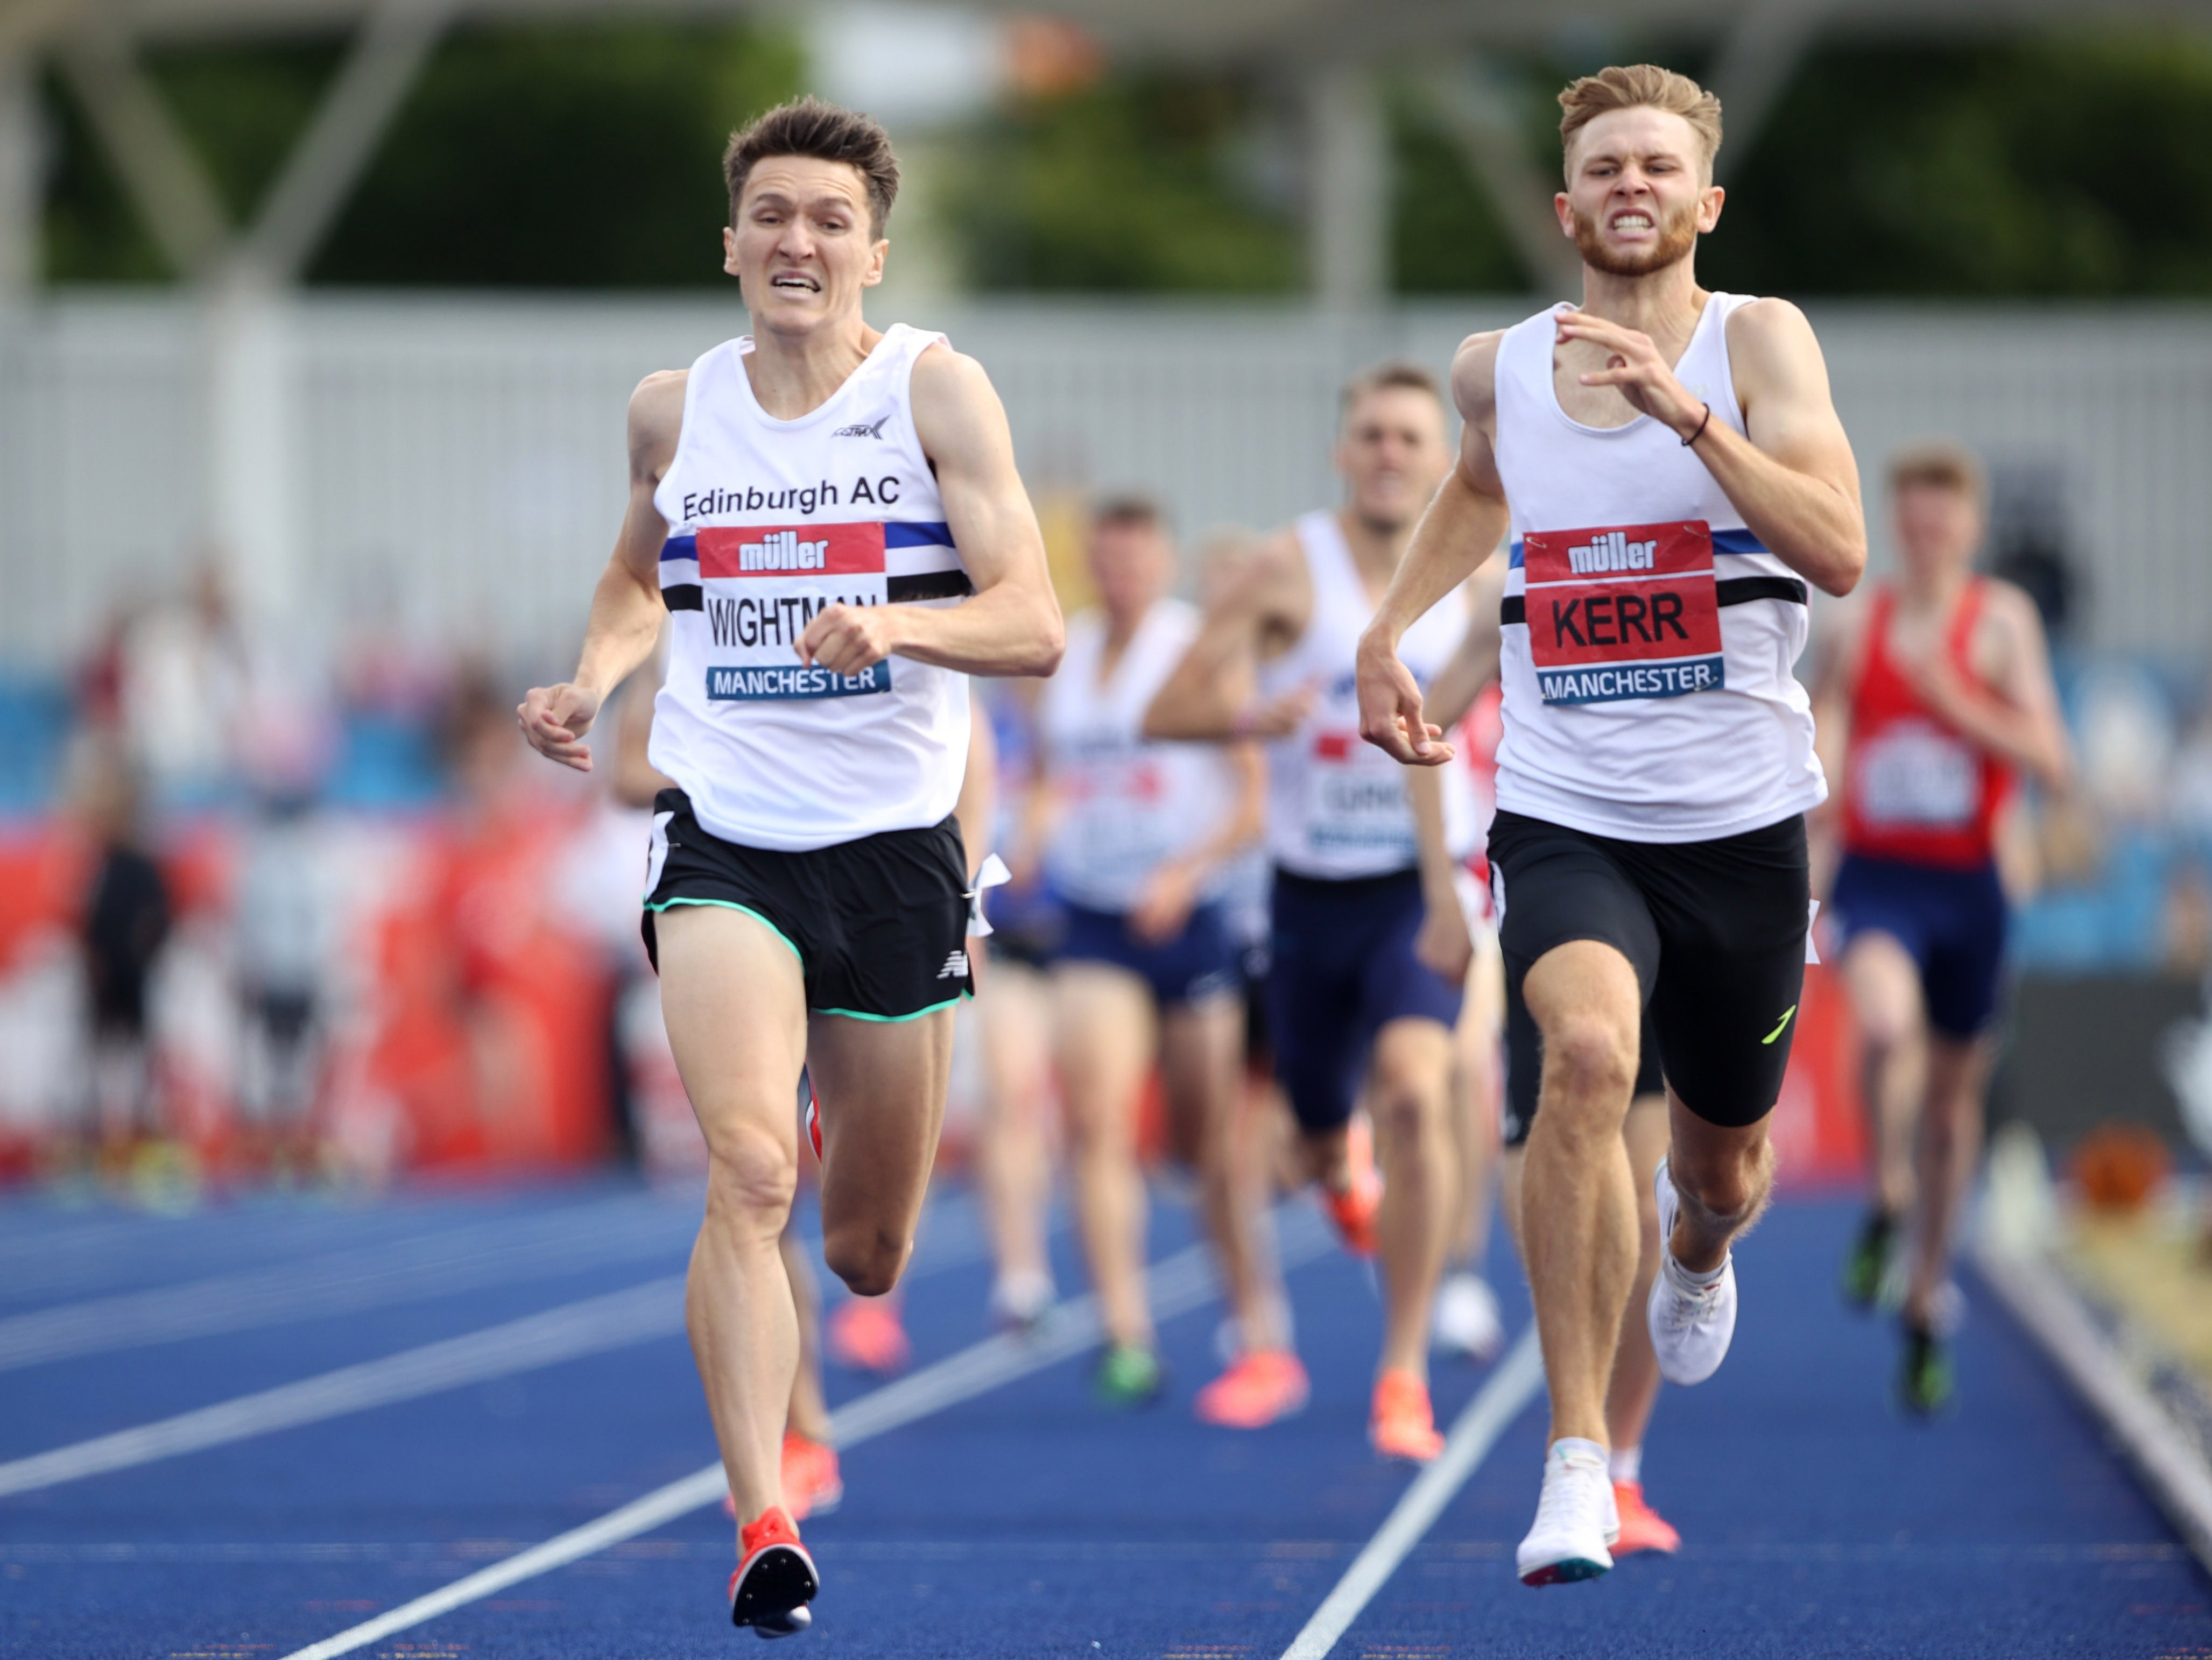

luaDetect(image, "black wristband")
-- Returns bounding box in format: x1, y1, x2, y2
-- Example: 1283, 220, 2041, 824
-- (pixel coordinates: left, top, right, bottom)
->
1681, 402, 1713, 447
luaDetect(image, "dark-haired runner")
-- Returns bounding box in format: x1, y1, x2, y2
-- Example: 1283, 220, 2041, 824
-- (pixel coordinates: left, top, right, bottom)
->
520, 96, 1061, 1637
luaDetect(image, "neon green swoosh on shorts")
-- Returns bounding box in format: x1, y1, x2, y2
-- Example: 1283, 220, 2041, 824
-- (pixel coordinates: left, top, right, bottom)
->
1760, 1005, 1798, 1045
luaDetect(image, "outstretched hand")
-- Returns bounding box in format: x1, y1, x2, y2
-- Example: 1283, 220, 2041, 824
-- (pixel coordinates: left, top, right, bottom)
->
1554, 309, 1708, 440
517, 683, 604, 773
1355, 634, 1454, 767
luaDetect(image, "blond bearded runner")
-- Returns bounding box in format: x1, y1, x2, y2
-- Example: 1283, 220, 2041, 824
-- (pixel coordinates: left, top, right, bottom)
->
518, 98, 1061, 1636
1355, 65, 1866, 1586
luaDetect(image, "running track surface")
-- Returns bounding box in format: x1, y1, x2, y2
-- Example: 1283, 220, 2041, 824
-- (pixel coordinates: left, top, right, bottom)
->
2, 1177, 2207, 1659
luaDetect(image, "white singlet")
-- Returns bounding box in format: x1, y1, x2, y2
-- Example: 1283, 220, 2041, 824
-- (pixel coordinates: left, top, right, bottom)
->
1262, 512, 1476, 881
1038, 599, 1239, 913
648, 324, 973, 852
1491, 295, 1826, 843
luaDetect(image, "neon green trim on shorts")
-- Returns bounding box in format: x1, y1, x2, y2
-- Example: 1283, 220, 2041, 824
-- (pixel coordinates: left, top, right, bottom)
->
642, 897, 802, 965
812, 990, 973, 1024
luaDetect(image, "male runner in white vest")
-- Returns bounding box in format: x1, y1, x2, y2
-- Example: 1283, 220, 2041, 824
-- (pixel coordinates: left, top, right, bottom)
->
1355, 65, 1866, 1586
1147, 364, 1478, 1464
519, 97, 1062, 1636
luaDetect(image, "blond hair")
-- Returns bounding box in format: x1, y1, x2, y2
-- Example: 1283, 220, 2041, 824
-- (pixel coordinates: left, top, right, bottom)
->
1558, 65, 1723, 183
1889, 440, 1988, 505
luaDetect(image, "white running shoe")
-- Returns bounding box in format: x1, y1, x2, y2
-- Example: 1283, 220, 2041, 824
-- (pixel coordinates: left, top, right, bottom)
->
1647, 1157, 1738, 1386
1516, 1440, 1617, 1586
1432, 1272, 1505, 1362
988, 1268, 1055, 1334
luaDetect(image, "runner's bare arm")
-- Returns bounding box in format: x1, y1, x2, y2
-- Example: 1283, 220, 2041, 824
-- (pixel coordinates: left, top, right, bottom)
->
1919, 581, 2073, 791
1356, 332, 1512, 767
518, 371, 685, 773
1128, 743, 1265, 944
1422, 552, 1509, 732
1806, 595, 1866, 815
799, 345, 1063, 680
1555, 299, 1865, 597
1407, 765, 1474, 984
1141, 533, 1315, 742
954, 691, 997, 881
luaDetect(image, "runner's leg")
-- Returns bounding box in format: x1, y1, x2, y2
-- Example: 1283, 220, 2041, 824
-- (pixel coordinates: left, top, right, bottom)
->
1844, 931, 1928, 1226
1904, 1032, 1993, 1329
1604, 1095, 1671, 1453
1519, 940, 1643, 1445
780, 1225, 833, 1445
1163, 992, 1287, 1352
977, 957, 1056, 1317
806, 1006, 959, 1298
1661, 1090, 1776, 1275
1369, 1015, 1458, 1380
1052, 962, 1160, 1351
654, 906, 809, 1525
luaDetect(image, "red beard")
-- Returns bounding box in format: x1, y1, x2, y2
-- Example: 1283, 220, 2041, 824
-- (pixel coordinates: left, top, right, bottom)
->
1572, 201, 1698, 277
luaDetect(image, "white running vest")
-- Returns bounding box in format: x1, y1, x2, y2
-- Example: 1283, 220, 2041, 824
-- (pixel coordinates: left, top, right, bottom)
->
648, 324, 973, 852
1039, 599, 1239, 913
1262, 512, 1476, 880
1492, 295, 1826, 843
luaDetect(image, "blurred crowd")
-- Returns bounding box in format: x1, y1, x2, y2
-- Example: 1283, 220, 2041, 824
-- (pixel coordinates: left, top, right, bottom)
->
0, 536, 2208, 1202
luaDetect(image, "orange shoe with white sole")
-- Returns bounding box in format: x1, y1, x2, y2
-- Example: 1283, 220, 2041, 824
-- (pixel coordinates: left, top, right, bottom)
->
781, 1430, 843, 1522
828, 1295, 910, 1376
1610, 1480, 1681, 1556
1370, 1368, 1445, 1463
1194, 1350, 1311, 1429
728, 1505, 817, 1637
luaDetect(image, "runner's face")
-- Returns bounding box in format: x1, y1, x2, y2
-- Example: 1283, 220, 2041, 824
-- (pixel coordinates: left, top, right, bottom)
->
724, 157, 886, 331
1336, 389, 1450, 535
1087, 521, 1172, 626
1559, 108, 1720, 279
1892, 482, 1984, 580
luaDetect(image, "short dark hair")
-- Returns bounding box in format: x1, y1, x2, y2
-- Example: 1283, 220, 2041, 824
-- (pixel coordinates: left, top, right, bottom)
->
1090, 492, 1167, 534
1340, 360, 1442, 415
724, 96, 899, 236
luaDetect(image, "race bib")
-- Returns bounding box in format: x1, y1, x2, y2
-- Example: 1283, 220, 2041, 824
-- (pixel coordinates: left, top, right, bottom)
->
696, 522, 891, 701
1304, 730, 1416, 860
1520, 520, 1724, 705
1854, 720, 1977, 827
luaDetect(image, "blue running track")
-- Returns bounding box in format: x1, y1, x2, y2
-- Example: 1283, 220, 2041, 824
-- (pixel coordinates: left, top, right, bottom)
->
1, 1179, 2206, 1659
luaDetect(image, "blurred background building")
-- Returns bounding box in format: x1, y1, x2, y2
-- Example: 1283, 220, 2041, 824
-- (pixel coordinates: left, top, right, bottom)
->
0, 0, 2209, 1197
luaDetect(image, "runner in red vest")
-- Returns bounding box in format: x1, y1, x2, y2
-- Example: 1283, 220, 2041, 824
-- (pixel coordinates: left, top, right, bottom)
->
1814, 441, 2070, 1413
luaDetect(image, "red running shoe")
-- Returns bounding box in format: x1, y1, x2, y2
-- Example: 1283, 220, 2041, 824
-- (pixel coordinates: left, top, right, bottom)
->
1194, 1350, 1310, 1429
1321, 1119, 1380, 1259
781, 1429, 843, 1522
729, 1506, 817, 1638
1369, 1368, 1445, 1463
1610, 1480, 1681, 1556
827, 1295, 910, 1375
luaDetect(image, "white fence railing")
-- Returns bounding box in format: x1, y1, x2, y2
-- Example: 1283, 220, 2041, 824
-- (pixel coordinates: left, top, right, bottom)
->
3, 292, 2208, 670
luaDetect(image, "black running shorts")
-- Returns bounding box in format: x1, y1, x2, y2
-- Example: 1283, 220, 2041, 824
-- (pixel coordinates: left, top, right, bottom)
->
642, 789, 974, 1022
1489, 808, 1809, 1136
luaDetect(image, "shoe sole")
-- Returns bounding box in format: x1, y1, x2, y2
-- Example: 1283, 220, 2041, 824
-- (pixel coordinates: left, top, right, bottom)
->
731, 1543, 819, 1635
1519, 1556, 1611, 1587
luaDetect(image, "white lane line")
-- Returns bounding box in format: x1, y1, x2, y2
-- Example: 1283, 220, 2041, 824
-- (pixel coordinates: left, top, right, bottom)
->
0, 1277, 689, 1499
0, 1202, 1002, 1499
276, 1211, 1335, 1660
1278, 1326, 1545, 1660
0, 1202, 698, 1373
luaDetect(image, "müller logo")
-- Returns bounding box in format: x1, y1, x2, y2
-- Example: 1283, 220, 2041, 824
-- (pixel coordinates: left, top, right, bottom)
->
737, 530, 830, 571
1567, 530, 1659, 575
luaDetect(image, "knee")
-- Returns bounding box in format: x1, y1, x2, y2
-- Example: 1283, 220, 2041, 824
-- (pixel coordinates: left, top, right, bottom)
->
703, 1120, 798, 1223
1539, 1015, 1637, 1115
823, 1222, 910, 1297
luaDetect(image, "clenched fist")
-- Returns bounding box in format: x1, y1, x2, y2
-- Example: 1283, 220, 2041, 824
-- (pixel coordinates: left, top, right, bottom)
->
517, 682, 604, 773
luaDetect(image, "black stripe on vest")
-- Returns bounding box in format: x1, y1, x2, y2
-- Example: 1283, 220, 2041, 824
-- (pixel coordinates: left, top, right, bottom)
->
886, 569, 975, 603
663, 583, 702, 612
1497, 574, 1807, 627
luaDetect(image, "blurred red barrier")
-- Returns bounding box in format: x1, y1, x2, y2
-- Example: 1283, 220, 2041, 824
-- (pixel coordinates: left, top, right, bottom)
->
1770, 962, 1868, 1189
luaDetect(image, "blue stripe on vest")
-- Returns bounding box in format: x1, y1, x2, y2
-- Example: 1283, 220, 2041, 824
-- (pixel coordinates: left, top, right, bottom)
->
659, 533, 697, 562
1508, 528, 1771, 569
886, 521, 954, 548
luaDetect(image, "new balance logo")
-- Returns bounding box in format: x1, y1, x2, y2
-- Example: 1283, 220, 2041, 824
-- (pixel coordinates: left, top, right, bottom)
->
833, 416, 890, 440
1567, 530, 1658, 575
937, 950, 969, 980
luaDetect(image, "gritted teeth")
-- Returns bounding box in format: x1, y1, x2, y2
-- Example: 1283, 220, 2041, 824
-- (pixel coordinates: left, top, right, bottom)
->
1612, 213, 1654, 231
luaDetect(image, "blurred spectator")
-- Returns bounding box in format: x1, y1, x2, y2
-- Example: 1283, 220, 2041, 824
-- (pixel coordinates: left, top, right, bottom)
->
74, 737, 171, 1173
231, 782, 333, 1181
120, 563, 246, 807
